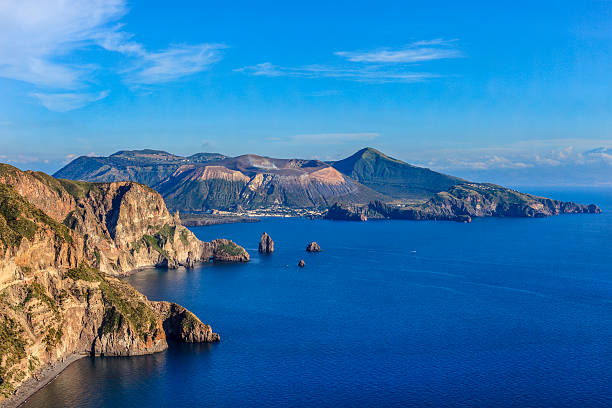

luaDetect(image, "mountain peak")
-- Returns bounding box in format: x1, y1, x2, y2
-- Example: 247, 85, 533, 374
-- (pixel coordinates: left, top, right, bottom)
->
353, 147, 404, 163
332, 147, 464, 200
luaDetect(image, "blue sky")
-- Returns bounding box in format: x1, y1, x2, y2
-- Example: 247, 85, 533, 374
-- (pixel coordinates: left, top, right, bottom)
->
0, 0, 611, 185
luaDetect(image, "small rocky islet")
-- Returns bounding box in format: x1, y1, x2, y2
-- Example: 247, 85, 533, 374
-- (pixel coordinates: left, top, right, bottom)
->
306, 242, 321, 252
258, 232, 274, 254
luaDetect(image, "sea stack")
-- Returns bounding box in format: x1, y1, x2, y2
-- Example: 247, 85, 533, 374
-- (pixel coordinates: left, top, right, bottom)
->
306, 242, 321, 252
298, 259, 305, 267
258, 232, 274, 253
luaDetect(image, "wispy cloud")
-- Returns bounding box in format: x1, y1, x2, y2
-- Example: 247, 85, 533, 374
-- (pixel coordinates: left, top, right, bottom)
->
237, 39, 461, 83
125, 44, 225, 85
335, 40, 463, 63
421, 142, 612, 172
32, 90, 110, 112
95, 29, 225, 85
0, 0, 223, 110
0, 0, 125, 88
236, 63, 436, 83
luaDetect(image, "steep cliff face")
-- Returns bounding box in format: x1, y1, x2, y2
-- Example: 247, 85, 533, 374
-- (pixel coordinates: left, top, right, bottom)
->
0, 164, 249, 276
62, 182, 229, 275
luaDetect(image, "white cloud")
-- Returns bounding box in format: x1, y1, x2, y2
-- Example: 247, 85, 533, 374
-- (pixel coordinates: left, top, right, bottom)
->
420, 141, 612, 172
32, 90, 110, 112
126, 44, 225, 85
584, 147, 612, 163
236, 62, 283, 77
335, 40, 463, 63
237, 39, 460, 83
0, 0, 223, 109
0, 0, 126, 88
237, 63, 436, 83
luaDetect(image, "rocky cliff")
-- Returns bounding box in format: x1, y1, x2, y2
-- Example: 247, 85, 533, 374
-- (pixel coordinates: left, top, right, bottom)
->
0, 165, 249, 402
0, 164, 249, 276
326, 183, 601, 222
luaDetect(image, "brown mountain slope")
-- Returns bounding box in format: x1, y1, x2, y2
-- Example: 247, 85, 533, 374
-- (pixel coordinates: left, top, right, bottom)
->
156, 157, 385, 211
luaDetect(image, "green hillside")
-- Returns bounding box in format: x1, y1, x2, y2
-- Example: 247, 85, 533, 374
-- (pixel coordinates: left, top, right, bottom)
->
332, 147, 465, 200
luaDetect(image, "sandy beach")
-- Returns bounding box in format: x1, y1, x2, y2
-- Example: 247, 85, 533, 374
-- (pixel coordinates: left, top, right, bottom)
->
0, 353, 87, 408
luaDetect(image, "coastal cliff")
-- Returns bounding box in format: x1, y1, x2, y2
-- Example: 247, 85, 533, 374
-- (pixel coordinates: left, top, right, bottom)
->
0, 164, 249, 276
326, 183, 601, 222
0, 165, 247, 402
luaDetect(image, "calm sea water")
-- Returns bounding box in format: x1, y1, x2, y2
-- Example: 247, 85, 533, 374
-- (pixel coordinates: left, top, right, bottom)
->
23, 188, 612, 408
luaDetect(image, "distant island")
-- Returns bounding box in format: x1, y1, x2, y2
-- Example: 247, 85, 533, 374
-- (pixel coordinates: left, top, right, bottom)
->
55, 147, 601, 221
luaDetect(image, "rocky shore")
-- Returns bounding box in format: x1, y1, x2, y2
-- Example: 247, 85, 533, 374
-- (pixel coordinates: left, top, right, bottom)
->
179, 213, 260, 227
0, 353, 86, 408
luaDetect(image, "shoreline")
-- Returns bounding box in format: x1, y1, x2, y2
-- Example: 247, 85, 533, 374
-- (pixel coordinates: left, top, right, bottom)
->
0, 353, 87, 408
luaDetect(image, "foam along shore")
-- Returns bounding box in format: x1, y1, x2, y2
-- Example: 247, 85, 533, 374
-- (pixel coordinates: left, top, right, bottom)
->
0, 353, 86, 408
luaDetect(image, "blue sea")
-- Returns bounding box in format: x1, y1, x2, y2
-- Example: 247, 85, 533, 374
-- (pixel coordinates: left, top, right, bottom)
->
23, 188, 612, 408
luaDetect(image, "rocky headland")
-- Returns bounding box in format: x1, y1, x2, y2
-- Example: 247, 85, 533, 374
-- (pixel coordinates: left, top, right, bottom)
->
325, 183, 601, 222
0, 164, 248, 405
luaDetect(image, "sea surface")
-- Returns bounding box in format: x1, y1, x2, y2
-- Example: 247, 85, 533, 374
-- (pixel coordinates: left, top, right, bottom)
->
23, 188, 612, 408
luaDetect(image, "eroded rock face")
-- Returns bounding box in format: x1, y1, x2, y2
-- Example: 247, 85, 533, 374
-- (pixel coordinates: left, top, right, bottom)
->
0, 164, 249, 277
306, 242, 321, 252
258, 232, 274, 253
153, 301, 220, 343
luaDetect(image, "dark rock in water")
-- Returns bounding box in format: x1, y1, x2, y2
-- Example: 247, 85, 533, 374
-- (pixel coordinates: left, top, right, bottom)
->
258, 232, 274, 253
455, 215, 472, 223
298, 259, 305, 267
306, 242, 321, 252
